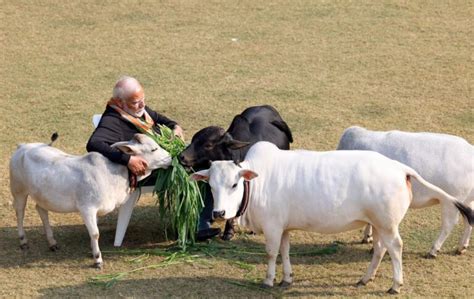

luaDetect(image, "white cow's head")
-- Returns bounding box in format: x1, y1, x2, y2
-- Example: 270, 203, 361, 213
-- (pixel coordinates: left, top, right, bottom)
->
190, 161, 258, 220
111, 134, 172, 179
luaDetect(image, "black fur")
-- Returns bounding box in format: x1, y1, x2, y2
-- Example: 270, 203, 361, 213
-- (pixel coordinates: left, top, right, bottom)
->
455, 202, 474, 225
179, 105, 293, 169
49, 132, 59, 146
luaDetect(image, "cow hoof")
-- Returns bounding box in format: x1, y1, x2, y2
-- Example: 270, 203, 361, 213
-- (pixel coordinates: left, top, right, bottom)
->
456, 247, 467, 255
278, 280, 292, 288
221, 232, 234, 241
49, 244, 59, 252
356, 280, 367, 287
361, 237, 373, 244
19, 243, 29, 250
387, 288, 400, 294
93, 262, 103, 270
261, 283, 273, 289
425, 252, 437, 259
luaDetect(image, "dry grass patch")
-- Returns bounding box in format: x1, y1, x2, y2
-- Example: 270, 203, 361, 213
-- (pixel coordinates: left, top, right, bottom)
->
1, 0, 473, 297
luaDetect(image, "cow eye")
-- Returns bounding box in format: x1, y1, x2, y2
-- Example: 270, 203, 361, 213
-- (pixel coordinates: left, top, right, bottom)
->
231, 183, 238, 189
151, 148, 158, 152
204, 143, 213, 150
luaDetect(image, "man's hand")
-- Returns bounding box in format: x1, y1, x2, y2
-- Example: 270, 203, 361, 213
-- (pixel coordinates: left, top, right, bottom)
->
173, 125, 185, 141
128, 156, 148, 176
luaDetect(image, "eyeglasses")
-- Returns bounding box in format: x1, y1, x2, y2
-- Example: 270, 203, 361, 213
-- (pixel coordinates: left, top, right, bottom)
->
127, 97, 145, 108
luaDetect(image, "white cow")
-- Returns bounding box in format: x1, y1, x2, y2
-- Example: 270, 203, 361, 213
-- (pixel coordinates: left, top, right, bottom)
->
337, 126, 474, 257
191, 142, 474, 294
9, 133, 171, 268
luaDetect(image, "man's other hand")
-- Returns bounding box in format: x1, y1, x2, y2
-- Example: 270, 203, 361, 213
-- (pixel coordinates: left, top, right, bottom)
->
173, 125, 185, 141
128, 156, 148, 176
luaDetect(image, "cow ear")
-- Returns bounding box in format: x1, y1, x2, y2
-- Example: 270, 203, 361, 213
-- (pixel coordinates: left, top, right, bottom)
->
239, 169, 258, 181
190, 169, 210, 181
219, 132, 250, 149
133, 134, 148, 144
218, 132, 233, 145
228, 139, 251, 150
111, 141, 139, 155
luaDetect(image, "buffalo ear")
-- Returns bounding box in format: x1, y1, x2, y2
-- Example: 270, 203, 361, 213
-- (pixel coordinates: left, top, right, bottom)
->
228, 139, 251, 150
239, 169, 258, 181
190, 169, 210, 181
220, 133, 251, 150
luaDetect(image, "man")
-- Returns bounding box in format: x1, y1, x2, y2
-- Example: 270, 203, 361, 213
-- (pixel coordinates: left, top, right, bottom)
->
87, 76, 220, 241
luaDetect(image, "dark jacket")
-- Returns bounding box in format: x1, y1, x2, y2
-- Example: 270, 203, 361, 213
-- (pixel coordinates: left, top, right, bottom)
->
86, 105, 178, 166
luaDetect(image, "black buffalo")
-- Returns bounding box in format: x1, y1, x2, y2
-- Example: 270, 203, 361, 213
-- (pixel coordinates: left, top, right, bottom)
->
179, 105, 293, 240
179, 105, 293, 169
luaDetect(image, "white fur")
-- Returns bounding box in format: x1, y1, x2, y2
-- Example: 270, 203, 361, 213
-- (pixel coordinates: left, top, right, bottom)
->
191, 141, 468, 293
337, 126, 474, 256
9, 134, 171, 268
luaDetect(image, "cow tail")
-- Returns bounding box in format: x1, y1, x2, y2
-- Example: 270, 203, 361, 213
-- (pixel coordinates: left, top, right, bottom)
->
271, 120, 293, 143
403, 165, 474, 225
48, 132, 59, 146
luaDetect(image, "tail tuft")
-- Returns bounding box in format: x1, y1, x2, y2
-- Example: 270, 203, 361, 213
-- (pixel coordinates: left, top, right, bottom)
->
49, 132, 59, 146
455, 202, 474, 225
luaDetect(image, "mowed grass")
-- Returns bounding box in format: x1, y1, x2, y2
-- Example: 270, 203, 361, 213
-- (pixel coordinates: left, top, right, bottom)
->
1, 0, 473, 297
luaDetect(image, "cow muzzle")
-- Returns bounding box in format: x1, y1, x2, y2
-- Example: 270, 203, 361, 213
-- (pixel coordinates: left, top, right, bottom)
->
178, 153, 192, 168
212, 210, 225, 221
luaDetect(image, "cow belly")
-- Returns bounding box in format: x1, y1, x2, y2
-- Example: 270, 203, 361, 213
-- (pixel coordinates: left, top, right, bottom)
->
314, 220, 367, 234
287, 215, 368, 234
32, 193, 77, 213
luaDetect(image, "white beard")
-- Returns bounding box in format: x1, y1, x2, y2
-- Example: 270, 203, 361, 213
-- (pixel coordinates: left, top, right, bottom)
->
124, 107, 145, 118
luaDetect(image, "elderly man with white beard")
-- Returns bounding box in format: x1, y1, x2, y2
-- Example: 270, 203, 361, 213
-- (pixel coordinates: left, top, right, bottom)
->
87, 76, 184, 177
87, 76, 221, 242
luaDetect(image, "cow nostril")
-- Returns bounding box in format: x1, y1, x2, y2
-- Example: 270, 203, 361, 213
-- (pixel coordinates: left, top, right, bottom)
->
212, 210, 225, 220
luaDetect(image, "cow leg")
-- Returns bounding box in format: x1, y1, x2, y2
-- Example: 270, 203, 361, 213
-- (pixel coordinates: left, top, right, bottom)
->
222, 219, 235, 241
35, 205, 58, 251
80, 209, 103, 269
361, 224, 373, 244
379, 228, 403, 294
262, 229, 283, 287
13, 193, 29, 250
279, 230, 293, 287
428, 203, 459, 258
457, 200, 473, 254
358, 228, 386, 286
457, 223, 472, 255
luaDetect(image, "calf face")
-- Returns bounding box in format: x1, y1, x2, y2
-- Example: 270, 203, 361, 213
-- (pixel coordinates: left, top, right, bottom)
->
179, 127, 249, 169
191, 161, 257, 219
113, 134, 172, 172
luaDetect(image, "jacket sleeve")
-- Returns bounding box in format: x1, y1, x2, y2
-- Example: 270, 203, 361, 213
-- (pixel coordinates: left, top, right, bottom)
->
86, 115, 131, 166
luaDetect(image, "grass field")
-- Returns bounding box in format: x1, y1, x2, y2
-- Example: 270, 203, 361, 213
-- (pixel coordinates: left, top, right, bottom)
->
1, 0, 473, 297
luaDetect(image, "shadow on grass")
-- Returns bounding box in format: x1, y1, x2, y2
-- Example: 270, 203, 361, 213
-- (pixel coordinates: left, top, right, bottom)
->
1, 205, 399, 271
38, 275, 390, 298
38, 276, 280, 297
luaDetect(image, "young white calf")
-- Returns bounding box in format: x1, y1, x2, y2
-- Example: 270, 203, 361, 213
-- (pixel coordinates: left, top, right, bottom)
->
191, 142, 474, 294
337, 126, 474, 257
9, 133, 171, 268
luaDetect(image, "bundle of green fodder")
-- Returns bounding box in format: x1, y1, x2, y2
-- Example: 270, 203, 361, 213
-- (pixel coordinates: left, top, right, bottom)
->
139, 125, 204, 250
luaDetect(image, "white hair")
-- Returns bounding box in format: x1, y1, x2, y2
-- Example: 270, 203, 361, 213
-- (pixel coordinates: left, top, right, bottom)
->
112, 76, 143, 102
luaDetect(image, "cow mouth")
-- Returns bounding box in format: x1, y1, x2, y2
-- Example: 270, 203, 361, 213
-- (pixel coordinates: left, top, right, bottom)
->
178, 156, 211, 171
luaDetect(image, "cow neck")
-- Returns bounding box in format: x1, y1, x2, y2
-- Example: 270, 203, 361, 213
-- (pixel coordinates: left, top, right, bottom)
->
235, 180, 250, 217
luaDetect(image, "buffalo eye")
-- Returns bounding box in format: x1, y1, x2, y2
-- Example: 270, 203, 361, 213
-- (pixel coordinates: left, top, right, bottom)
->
231, 183, 238, 189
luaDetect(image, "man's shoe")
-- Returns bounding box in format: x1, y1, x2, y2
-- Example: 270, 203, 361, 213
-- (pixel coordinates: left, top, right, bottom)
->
196, 228, 221, 241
